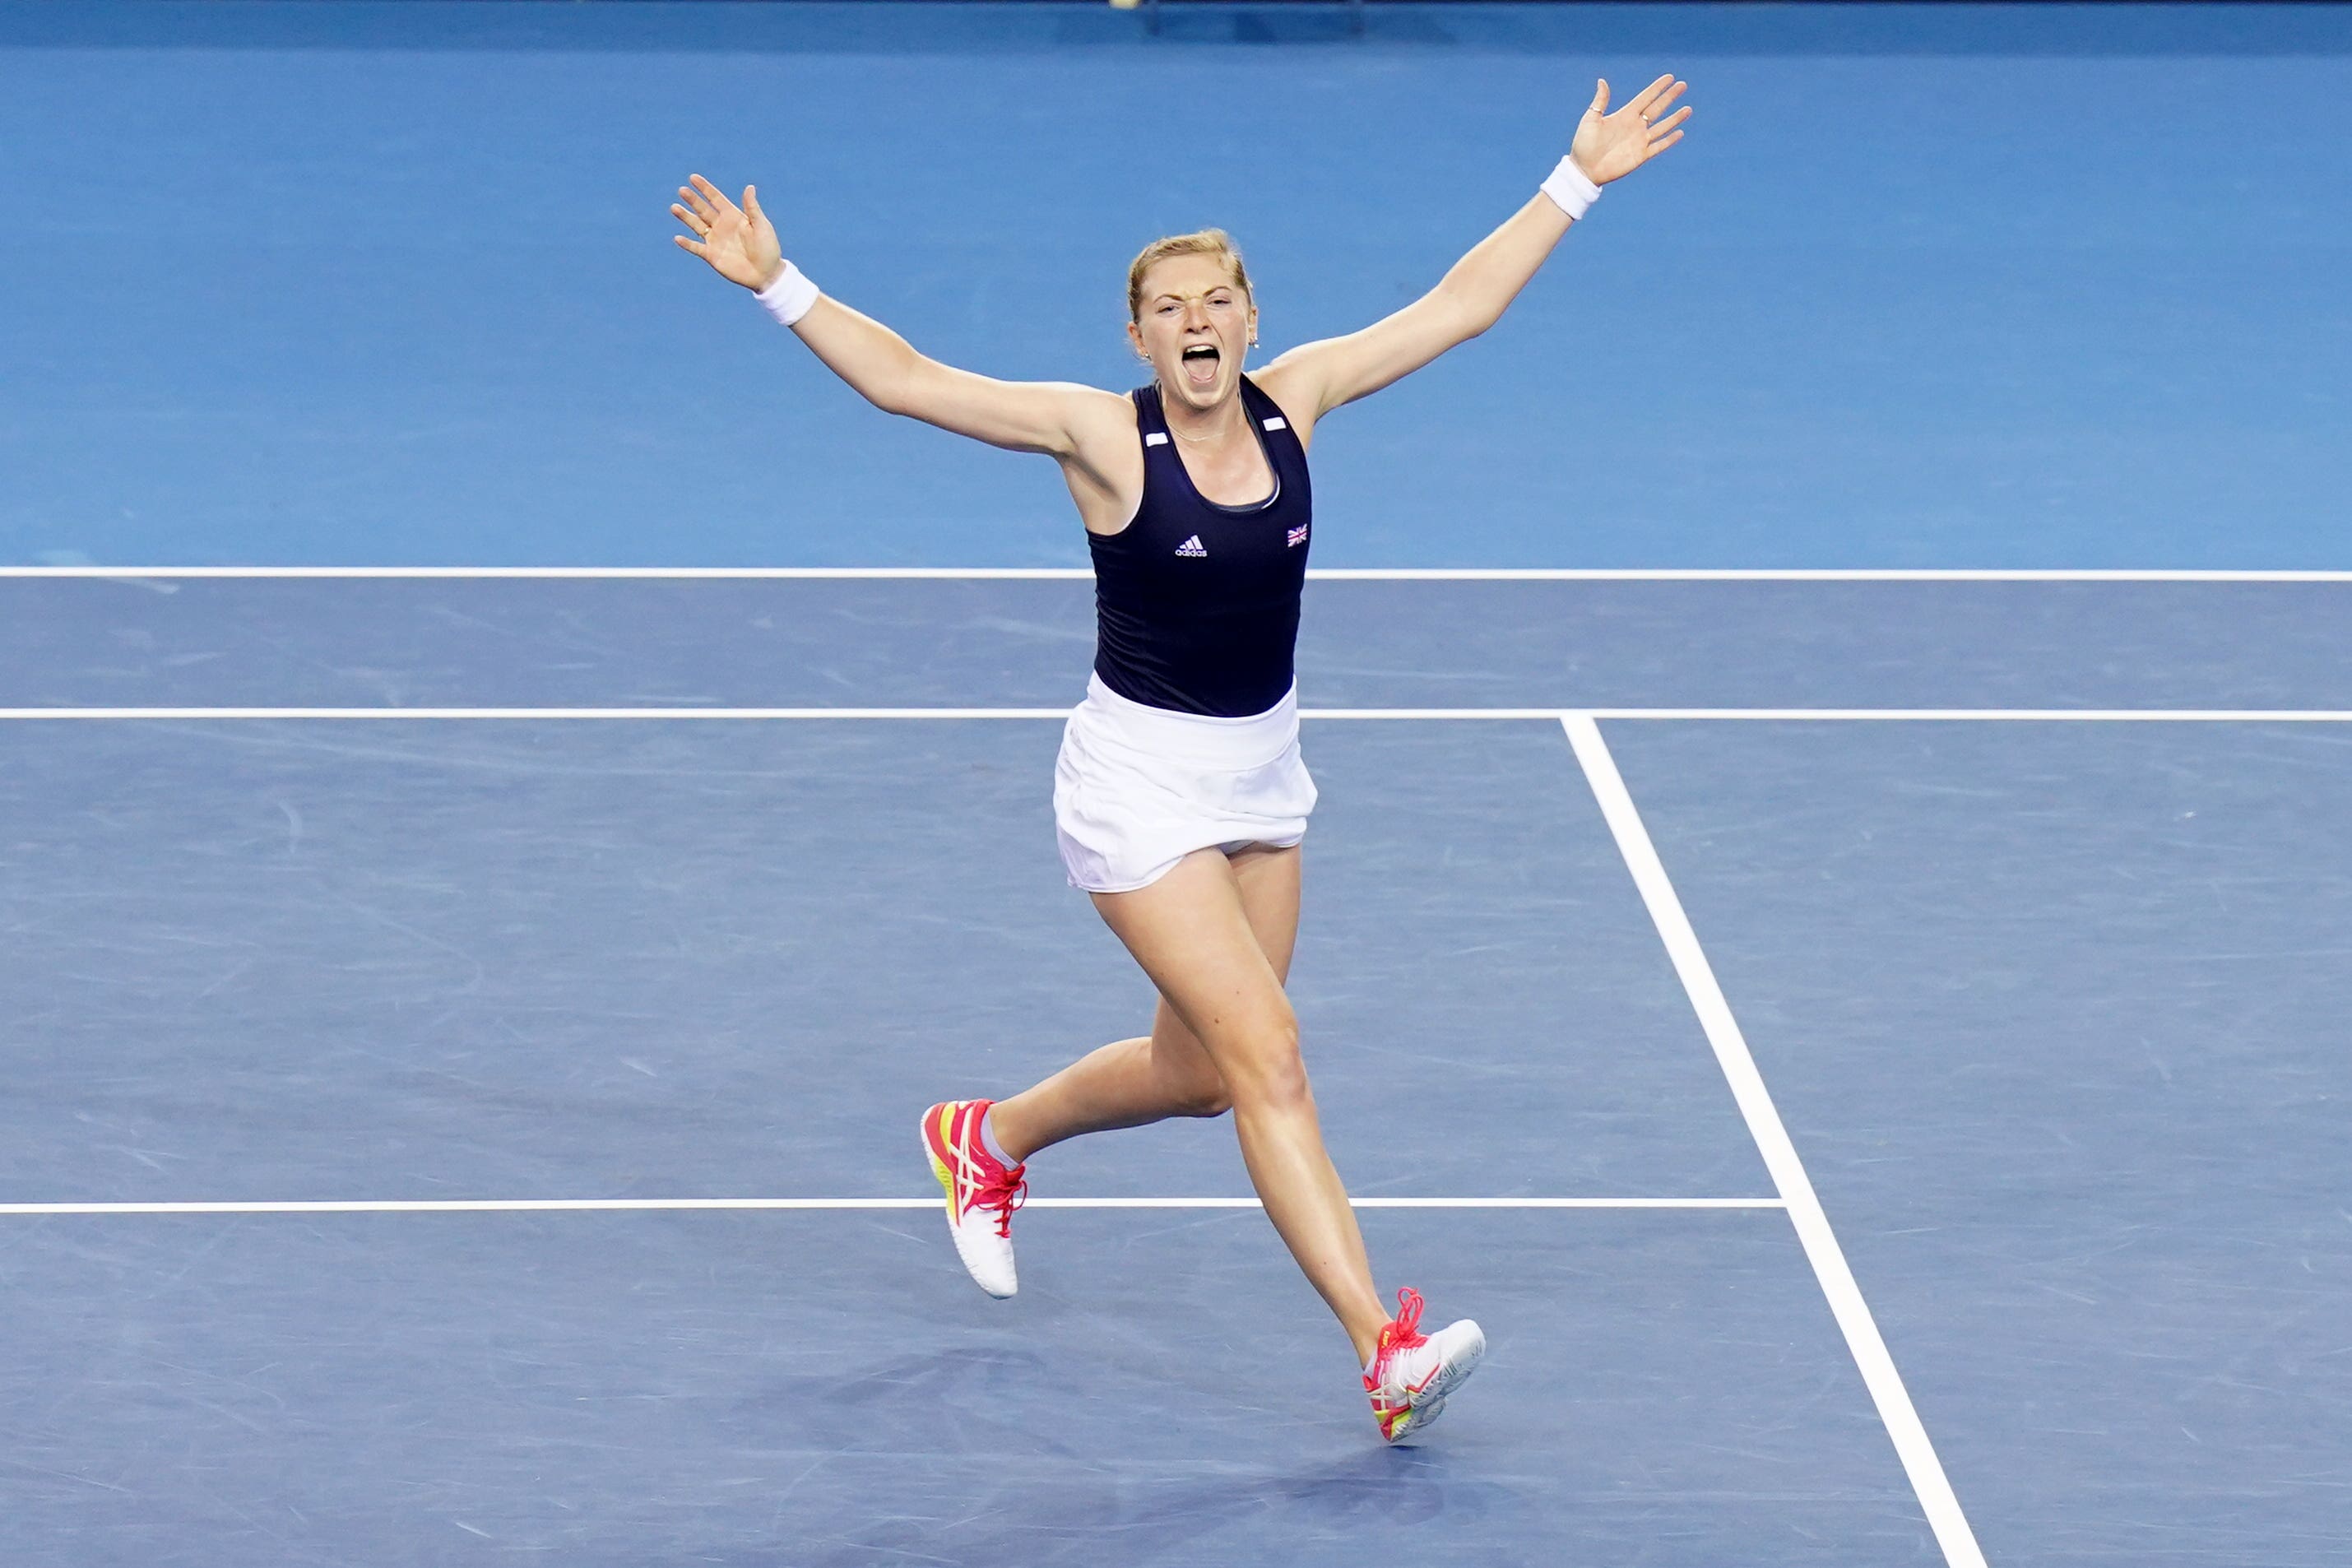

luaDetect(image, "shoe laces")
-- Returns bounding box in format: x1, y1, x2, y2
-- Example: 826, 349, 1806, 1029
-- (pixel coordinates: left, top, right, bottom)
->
973, 1162, 1028, 1240
1369, 1287, 1428, 1382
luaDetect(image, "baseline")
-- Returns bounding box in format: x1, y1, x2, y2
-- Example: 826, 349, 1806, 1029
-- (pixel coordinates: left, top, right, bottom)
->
0, 1196, 1784, 1218
5, 707, 2350, 721
1565, 714, 1988, 1568
6, 567, 2350, 582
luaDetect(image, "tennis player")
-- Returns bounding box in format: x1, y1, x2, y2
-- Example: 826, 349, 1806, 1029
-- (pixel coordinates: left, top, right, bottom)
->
673, 74, 1689, 1441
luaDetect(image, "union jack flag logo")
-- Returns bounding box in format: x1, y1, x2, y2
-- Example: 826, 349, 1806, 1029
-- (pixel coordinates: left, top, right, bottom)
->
1287, 524, 1310, 548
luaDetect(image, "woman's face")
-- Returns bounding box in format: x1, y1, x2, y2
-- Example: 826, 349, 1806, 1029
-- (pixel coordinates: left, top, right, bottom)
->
1127, 253, 1256, 414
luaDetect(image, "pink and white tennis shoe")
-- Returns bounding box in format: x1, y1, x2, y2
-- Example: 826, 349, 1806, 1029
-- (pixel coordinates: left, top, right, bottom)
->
1362, 1287, 1485, 1443
921, 1099, 1028, 1299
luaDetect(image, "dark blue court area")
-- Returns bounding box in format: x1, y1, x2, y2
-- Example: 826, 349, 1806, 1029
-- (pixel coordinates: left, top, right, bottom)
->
4, 3, 2350, 1566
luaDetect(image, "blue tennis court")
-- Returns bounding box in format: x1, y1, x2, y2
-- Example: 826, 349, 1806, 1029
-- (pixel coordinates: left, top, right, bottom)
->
4, 4, 2350, 1566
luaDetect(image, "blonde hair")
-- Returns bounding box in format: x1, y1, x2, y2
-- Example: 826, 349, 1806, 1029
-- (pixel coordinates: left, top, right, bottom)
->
1125, 229, 1254, 322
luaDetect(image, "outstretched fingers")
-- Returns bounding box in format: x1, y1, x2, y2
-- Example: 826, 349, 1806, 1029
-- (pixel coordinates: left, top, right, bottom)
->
670, 188, 718, 258
1628, 72, 1681, 119
687, 173, 739, 220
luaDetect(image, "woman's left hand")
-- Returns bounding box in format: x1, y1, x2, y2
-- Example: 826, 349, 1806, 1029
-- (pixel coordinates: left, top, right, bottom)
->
1570, 74, 1691, 186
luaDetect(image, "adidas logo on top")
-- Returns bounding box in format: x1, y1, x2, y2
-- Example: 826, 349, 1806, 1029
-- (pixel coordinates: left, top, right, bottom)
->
1174, 535, 1208, 558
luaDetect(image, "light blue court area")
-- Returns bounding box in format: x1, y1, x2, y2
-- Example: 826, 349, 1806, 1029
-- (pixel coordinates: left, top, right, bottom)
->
3, 572, 2350, 1564
4, 2, 2351, 569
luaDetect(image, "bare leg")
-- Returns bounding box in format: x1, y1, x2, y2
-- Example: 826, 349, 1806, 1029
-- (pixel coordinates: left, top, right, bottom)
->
1081, 846, 1389, 1363
988, 842, 1298, 1162
983, 1004, 1224, 1162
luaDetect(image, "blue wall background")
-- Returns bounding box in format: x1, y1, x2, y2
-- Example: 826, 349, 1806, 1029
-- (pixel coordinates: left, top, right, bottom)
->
4, 2, 2348, 568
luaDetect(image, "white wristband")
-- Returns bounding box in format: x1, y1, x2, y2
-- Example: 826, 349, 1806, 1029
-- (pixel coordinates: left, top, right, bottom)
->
1539, 154, 1601, 221
753, 260, 820, 327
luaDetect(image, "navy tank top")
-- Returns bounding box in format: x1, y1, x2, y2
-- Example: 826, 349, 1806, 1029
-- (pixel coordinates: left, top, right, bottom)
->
1088, 373, 1313, 717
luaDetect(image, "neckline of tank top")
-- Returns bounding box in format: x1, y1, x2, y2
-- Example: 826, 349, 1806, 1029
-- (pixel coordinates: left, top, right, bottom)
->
1144, 378, 1281, 516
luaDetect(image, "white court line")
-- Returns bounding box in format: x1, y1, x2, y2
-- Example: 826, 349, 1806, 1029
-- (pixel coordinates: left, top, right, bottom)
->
1564, 714, 1988, 1568
4, 565, 2350, 582
0, 707, 1083, 722
4, 706, 2350, 723
0, 1196, 1784, 1217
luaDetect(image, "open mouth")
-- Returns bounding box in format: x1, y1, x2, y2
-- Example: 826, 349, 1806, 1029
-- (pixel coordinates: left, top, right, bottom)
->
1181, 344, 1220, 387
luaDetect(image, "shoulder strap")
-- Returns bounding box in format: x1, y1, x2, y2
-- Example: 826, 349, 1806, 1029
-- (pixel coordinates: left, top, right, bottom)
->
1238, 373, 1301, 445
1131, 382, 1171, 448
1235, 373, 1278, 428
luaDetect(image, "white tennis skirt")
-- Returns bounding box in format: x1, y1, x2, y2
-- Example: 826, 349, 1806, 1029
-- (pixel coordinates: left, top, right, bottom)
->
1053, 671, 1319, 893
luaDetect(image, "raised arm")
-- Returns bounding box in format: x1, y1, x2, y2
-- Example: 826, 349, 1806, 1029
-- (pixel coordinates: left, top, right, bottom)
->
670, 174, 1118, 458
1262, 75, 1690, 424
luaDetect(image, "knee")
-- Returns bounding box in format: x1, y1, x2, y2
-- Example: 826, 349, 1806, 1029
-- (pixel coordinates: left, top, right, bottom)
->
1246, 1056, 1314, 1118
1222, 1016, 1311, 1116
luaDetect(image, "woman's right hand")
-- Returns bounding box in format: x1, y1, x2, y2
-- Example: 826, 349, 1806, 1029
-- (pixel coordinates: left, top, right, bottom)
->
671, 173, 784, 291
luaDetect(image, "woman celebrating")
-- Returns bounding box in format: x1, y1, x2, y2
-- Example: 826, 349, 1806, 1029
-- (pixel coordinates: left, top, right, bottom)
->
672, 74, 1689, 1442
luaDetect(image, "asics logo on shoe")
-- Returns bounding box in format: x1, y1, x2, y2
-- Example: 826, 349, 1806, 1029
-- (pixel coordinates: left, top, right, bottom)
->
930, 1103, 981, 1222
926, 1101, 1025, 1236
